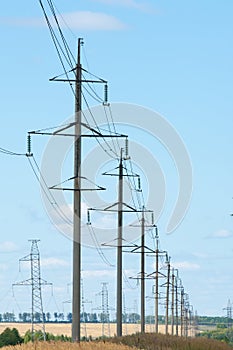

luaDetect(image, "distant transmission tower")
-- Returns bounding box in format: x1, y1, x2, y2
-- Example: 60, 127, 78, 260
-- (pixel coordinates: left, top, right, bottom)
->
81, 279, 92, 339
13, 240, 51, 340
223, 299, 232, 328
101, 283, 111, 337
94, 282, 111, 337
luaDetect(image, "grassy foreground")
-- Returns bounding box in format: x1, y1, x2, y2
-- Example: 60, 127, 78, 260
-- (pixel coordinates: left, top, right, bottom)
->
1, 332, 233, 350
108, 332, 233, 350
0, 342, 132, 350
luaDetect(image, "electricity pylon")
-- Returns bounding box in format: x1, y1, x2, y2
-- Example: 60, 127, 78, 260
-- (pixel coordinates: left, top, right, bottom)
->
128, 209, 155, 333
223, 299, 232, 328
101, 283, 111, 337
36, 38, 126, 342
94, 283, 112, 337
146, 227, 167, 333
165, 255, 171, 335
13, 240, 51, 341
89, 148, 143, 337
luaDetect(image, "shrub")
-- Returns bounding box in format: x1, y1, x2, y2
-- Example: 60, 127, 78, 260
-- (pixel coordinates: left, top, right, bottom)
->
0, 328, 23, 347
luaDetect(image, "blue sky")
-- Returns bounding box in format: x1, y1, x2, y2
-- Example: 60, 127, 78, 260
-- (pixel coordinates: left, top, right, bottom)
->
0, 0, 233, 320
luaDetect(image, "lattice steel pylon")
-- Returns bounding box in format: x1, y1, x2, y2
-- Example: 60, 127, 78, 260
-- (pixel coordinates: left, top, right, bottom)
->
101, 283, 111, 337
13, 240, 51, 341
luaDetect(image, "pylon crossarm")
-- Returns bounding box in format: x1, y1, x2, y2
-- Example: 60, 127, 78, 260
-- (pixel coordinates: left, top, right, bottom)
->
13, 279, 32, 286
129, 245, 155, 254
49, 174, 106, 192
53, 121, 77, 134
19, 254, 31, 262
129, 272, 148, 280
146, 271, 166, 279
102, 238, 138, 248
40, 279, 53, 286
29, 122, 126, 138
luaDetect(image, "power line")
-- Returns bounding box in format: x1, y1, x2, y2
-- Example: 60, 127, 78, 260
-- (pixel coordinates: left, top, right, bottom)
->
0, 147, 25, 156
87, 224, 115, 268
27, 156, 72, 226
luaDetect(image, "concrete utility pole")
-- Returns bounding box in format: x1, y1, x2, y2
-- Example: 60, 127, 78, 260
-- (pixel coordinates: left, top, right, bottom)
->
28, 36, 119, 342
165, 255, 171, 335
91, 146, 143, 337
146, 227, 166, 334
155, 229, 159, 333
72, 38, 83, 343
180, 286, 185, 337
123, 293, 128, 335
175, 270, 179, 336
171, 268, 175, 335
117, 148, 123, 337
140, 208, 145, 333
127, 208, 154, 334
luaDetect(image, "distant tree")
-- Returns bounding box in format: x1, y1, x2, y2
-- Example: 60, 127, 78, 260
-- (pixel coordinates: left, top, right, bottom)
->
58, 313, 64, 322
128, 313, 140, 324
122, 313, 128, 323
89, 313, 98, 323
54, 312, 58, 322
34, 312, 42, 323
22, 313, 31, 323
67, 313, 72, 323
145, 315, 155, 324
99, 313, 109, 323
46, 312, 51, 322
81, 312, 88, 323
3, 313, 16, 322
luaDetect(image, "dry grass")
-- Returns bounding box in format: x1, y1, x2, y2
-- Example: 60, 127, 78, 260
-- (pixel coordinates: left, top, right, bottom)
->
0, 341, 134, 350
1, 333, 232, 350
109, 332, 233, 350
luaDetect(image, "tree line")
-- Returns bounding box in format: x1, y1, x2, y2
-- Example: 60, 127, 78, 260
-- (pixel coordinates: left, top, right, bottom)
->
1, 312, 228, 326
0, 312, 141, 323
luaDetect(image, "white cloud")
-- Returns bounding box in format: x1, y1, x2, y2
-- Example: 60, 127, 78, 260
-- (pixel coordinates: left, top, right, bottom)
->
41, 257, 69, 268
93, 0, 153, 12
211, 229, 233, 239
192, 252, 209, 259
58, 11, 126, 30
82, 269, 115, 278
172, 261, 200, 271
0, 263, 8, 271
0, 11, 127, 31
94, 213, 117, 229
0, 241, 18, 253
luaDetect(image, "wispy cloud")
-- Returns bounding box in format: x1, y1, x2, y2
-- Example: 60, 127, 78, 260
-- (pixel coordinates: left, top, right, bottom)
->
0, 241, 18, 253
192, 252, 209, 259
41, 257, 69, 268
0, 263, 8, 271
172, 261, 200, 271
0, 11, 127, 31
92, 0, 154, 13
82, 269, 115, 278
206, 229, 233, 239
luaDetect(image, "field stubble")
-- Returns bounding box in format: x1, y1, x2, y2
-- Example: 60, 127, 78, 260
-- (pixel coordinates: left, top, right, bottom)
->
0, 323, 179, 338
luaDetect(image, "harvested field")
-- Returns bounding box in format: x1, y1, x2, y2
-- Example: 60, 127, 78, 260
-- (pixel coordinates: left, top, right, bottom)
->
0, 323, 187, 338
